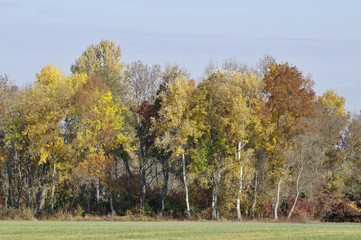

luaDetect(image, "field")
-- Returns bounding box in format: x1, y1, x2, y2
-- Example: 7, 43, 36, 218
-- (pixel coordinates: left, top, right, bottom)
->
0, 221, 361, 240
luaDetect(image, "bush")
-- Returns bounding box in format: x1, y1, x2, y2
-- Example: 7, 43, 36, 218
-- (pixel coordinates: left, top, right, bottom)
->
0, 208, 34, 220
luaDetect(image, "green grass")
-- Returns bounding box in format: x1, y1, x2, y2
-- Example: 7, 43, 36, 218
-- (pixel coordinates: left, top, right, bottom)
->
0, 221, 361, 240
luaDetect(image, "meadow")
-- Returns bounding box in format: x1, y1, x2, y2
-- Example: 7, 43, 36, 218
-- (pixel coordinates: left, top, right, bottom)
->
0, 221, 361, 240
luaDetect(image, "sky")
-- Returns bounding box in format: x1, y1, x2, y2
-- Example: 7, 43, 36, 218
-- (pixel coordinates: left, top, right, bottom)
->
1, 0, 361, 112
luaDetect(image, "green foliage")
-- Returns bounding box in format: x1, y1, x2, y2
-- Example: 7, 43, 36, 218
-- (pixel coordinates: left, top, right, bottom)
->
71, 39, 127, 98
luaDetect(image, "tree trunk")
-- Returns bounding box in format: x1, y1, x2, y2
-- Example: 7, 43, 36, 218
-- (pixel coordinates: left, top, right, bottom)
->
251, 173, 258, 218
211, 184, 218, 220
182, 152, 191, 218
236, 164, 243, 221
87, 187, 91, 213
139, 141, 147, 210
51, 134, 56, 210
95, 178, 100, 202
212, 158, 223, 221
6, 145, 14, 208
16, 155, 23, 209
109, 191, 115, 216
141, 166, 146, 210
37, 163, 48, 212
287, 163, 303, 220
236, 140, 243, 221
273, 176, 283, 220
27, 149, 33, 211
4, 189, 8, 209
2, 177, 8, 209
160, 160, 169, 216
122, 156, 132, 178
39, 182, 47, 211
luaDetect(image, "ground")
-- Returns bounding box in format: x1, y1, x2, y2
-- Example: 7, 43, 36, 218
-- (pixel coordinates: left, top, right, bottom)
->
0, 221, 361, 239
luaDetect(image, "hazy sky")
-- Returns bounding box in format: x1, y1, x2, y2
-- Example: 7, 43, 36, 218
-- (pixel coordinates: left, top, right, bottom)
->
1, 0, 361, 112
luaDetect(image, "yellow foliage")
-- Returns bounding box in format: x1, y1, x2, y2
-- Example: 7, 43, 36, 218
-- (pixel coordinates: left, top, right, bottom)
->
349, 201, 361, 213
319, 89, 346, 116
154, 76, 195, 158
39, 148, 50, 165
77, 152, 114, 178
75, 77, 131, 155
35, 65, 65, 86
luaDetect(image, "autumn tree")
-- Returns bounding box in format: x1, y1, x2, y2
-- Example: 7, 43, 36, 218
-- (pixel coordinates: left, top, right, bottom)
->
225, 72, 262, 221
124, 61, 162, 210
0, 74, 24, 209
154, 76, 195, 217
191, 70, 230, 220
72, 76, 130, 214
22, 65, 82, 211
262, 62, 315, 220
191, 69, 261, 219
71, 39, 127, 99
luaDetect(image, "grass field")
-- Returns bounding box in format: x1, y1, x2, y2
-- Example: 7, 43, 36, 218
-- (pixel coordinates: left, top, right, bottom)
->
0, 221, 361, 240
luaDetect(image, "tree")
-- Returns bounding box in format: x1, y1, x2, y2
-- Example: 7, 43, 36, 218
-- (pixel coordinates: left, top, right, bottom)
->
262, 62, 315, 220
154, 76, 196, 217
225, 71, 262, 221
191, 70, 261, 220
72, 76, 130, 214
24, 65, 81, 211
0, 74, 24, 210
124, 61, 162, 210
319, 89, 346, 116
71, 39, 127, 99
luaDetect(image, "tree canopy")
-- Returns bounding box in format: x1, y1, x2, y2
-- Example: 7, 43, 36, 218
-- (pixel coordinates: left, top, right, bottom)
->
0, 40, 360, 222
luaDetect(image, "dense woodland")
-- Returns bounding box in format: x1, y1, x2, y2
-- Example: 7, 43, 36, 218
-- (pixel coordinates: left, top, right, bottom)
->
1, 40, 361, 222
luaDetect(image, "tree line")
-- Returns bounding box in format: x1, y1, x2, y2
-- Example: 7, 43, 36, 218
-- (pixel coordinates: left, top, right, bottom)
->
1, 40, 360, 222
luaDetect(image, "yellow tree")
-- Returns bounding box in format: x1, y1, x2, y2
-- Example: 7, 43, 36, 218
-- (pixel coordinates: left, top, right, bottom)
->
224, 71, 262, 221
316, 89, 348, 185
73, 76, 130, 214
154, 76, 196, 217
191, 70, 261, 220
319, 89, 346, 116
24, 65, 86, 211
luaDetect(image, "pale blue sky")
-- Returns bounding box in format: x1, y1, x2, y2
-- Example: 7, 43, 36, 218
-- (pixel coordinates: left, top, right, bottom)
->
1, 0, 361, 111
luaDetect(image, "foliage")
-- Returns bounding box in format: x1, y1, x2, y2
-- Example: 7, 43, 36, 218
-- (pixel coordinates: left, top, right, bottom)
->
0, 43, 360, 222
71, 39, 126, 98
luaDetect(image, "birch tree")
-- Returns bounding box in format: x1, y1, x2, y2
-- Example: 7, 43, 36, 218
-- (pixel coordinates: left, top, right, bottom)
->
262, 62, 315, 220
154, 76, 196, 217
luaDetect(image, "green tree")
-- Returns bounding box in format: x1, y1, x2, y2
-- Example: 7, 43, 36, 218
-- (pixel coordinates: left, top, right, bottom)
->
71, 39, 127, 99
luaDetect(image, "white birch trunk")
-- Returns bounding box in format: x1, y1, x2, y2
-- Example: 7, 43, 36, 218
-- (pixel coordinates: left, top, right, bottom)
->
51, 135, 56, 211
96, 178, 100, 202
211, 185, 218, 220
182, 152, 191, 218
287, 163, 303, 220
251, 173, 258, 218
236, 165, 243, 221
236, 140, 243, 221
273, 176, 283, 220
